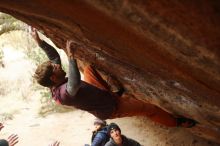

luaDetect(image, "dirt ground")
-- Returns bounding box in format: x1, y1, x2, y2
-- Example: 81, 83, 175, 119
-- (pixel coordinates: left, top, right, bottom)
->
0, 92, 219, 146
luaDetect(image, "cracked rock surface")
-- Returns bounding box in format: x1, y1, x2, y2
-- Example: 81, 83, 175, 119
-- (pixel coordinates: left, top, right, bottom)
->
0, 0, 220, 144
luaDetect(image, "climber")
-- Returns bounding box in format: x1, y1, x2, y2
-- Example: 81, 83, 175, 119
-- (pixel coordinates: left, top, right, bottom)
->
31, 27, 197, 128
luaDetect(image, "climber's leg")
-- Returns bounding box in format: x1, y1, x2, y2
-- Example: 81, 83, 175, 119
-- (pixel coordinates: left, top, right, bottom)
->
145, 105, 178, 127
110, 95, 197, 127
110, 95, 178, 127
84, 65, 197, 128
83, 65, 110, 91
84, 65, 124, 95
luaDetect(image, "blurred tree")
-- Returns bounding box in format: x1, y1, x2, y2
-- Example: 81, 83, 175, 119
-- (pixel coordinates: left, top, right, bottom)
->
0, 48, 4, 67
0, 12, 71, 117
0, 13, 26, 36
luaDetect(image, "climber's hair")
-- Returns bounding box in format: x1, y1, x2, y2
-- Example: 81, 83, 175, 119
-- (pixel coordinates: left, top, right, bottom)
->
34, 61, 54, 87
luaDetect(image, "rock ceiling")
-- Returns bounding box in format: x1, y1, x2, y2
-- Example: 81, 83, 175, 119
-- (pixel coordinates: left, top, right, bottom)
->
0, 0, 220, 144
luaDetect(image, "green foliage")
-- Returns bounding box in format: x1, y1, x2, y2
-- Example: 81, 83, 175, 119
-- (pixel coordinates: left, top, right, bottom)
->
0, 113, 14, 122
0, 12, 47, 64
25, 42, 48, 65
38, 87, 73, 117
0, 48, 4, 67
0, 13, 26, 36
0, 13, 71, 117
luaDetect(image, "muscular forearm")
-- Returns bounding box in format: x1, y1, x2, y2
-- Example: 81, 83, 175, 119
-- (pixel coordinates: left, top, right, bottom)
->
66, 59, 81, 96
39, 41, 61, 65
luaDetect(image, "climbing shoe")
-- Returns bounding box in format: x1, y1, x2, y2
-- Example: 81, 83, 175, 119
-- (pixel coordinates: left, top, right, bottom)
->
177, 117, 198, 128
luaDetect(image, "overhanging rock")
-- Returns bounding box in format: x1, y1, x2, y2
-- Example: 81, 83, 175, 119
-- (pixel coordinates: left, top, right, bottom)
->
0, 0, 220, 143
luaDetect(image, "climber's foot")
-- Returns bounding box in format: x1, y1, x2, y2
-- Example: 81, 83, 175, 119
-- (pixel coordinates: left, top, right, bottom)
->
105, 75, 124, 96
113, 87, 125, 96
177, 117, 197, 128
95, 69, 125, 95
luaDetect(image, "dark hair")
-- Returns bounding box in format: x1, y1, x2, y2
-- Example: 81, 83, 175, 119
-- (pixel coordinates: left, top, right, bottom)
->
34, 61, 54, 87
107, 123, 121, 135
0, 139, 9, 146
94, 118, 107, 126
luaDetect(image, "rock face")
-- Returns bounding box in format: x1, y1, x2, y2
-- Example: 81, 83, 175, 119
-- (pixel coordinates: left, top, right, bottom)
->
0, 0, 220, 144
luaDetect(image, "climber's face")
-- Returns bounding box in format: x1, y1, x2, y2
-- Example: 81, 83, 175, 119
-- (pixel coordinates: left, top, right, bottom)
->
110, 129, 121, 140
94, 123, 102, 131
52, 63, 66, 76
50, 63, 66, 84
